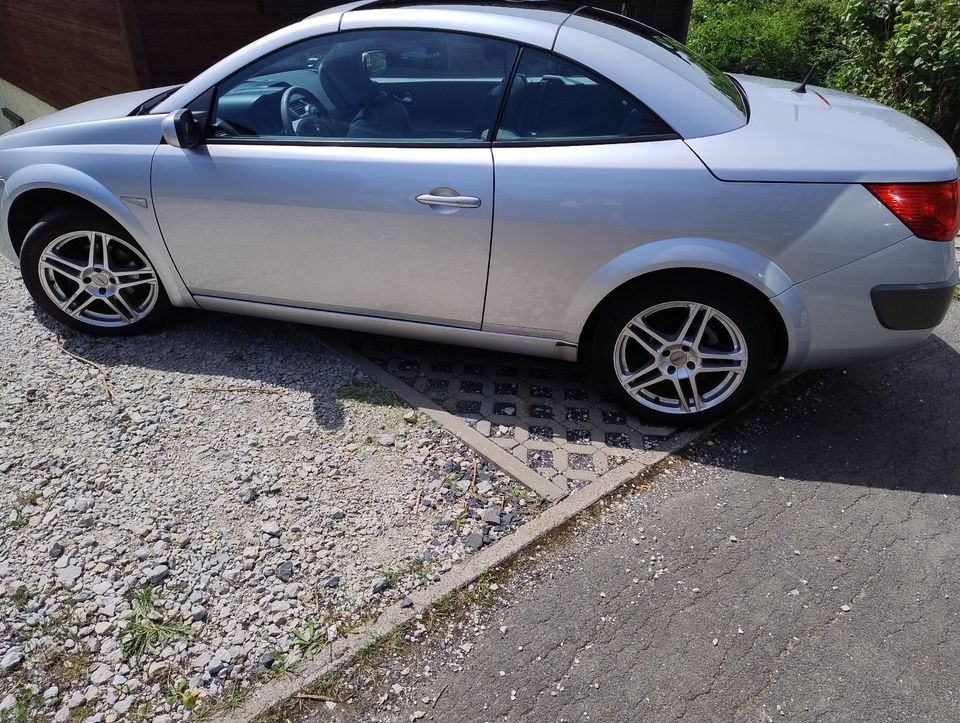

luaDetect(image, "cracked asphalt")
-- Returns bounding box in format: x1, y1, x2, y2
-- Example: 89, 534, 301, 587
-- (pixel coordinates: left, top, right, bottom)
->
320, 302, 960, 723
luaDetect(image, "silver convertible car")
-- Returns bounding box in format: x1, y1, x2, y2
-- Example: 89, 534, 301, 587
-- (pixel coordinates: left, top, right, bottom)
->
1, 2, 958, 425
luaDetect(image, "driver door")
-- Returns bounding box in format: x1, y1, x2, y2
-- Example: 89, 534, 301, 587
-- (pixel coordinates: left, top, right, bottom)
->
151, 29, 517, 328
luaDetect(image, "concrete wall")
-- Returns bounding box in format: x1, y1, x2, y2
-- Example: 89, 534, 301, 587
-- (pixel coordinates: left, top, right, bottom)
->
0, 78, 57, 132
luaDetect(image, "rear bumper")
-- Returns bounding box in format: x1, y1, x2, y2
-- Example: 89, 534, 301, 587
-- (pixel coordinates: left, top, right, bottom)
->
871, 280, 955, 330
781, 235, 958, 370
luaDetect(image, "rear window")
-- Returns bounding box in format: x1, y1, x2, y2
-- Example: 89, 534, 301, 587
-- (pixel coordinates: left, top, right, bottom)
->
571, 8, 747, 121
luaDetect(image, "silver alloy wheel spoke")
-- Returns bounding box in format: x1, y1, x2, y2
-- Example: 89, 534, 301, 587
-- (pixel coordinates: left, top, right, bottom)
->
621, 359, 661, 386
114, 292, 139, 321
37, 230, 158, 328
635, 371, 671, 390
68, 296, 97, 319
40, 251, 85, 276
684, 370, 703, 411
630, 319, 671, 348
117, 277, 157, 290
59, 285, 87, 313
613, 300, 749, 416
691, 307, 714, 349
676, 303, 703, 343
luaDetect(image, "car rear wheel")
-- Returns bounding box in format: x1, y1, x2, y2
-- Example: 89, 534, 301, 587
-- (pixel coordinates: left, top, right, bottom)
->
20, 209, 171, 336
592, 280, 771, 427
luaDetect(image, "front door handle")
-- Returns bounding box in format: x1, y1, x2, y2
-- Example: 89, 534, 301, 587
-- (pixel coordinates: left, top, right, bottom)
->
416, 190, 481, 209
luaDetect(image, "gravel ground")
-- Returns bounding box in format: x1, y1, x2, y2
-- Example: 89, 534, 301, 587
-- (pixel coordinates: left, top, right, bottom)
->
0, 259, 543, 722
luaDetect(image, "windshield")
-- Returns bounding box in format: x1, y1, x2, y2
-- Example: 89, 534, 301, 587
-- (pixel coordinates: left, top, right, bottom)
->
572, 8, 747, 120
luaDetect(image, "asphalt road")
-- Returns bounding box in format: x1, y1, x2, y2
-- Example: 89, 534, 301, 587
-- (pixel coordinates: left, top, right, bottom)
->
326, 302, 960, 723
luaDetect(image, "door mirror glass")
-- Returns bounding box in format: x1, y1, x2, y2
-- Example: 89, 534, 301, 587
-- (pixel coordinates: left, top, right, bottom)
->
161, 109, 202, 149
361, 50, 387, 75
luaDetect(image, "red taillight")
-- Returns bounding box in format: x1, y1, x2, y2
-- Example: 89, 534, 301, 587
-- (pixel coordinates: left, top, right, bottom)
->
865, 179, 960, 242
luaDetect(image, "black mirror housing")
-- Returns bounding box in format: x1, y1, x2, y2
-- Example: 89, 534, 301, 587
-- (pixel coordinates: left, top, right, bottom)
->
161, 109, 202, 149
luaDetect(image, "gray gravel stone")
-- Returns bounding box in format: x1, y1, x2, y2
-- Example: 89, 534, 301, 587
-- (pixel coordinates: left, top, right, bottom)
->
0, 259, 535, 721
276, 560, 294, 582
145, 565, 169, 585
56, 566, 82, 586
1, 649, 24, 671
483, 506, 503, 525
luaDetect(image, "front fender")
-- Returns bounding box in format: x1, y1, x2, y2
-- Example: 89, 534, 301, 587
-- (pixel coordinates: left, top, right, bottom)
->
562, 237, 811, 368
2, 163, 196, 307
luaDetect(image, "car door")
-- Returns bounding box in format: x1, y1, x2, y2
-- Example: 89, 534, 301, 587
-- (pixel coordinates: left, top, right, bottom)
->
484, 46, 685, 337
151, 29, 518, 328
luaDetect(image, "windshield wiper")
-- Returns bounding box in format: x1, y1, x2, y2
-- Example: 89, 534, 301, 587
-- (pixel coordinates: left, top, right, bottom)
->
131, 87, 182, 116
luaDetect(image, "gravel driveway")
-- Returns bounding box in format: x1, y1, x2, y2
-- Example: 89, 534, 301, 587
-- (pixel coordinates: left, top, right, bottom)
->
0, 260, 541, 721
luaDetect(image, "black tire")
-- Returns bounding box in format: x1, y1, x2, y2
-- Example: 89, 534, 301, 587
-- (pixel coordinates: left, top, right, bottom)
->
591, 279, 771, 427
20, 208, 172, 336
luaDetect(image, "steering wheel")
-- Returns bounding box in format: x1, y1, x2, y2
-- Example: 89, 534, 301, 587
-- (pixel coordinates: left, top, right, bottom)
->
280, 86, 336, 137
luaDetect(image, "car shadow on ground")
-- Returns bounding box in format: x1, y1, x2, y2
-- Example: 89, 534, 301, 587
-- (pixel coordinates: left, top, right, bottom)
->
34, 300, 960, 497
36, 306, 356, 431
685, 332, 960, 495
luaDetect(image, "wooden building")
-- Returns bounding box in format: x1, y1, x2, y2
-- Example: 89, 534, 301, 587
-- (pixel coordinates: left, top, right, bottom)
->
0, 0, 692, 129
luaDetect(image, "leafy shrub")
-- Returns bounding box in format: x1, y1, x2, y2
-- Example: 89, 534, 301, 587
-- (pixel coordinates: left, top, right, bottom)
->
686, 0, 844, 83
831, 0, 960, 152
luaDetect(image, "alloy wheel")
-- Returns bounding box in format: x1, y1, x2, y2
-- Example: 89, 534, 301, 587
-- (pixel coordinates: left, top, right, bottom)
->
37, 230, 159, 328
613, 301, 749, 415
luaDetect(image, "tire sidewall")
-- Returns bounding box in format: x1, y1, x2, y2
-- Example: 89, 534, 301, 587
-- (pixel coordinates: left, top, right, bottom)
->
591, 281, 771, 427
20, 209, 171, 337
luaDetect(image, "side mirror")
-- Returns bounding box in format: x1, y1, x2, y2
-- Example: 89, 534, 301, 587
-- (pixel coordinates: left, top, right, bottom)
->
362, 50, 387, 74
161, 109, 202, 149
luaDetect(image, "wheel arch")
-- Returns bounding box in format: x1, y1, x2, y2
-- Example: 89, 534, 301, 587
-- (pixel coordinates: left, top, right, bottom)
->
568, 240, 805, 370
5, 167, 147, 257
3, 164, 197, 308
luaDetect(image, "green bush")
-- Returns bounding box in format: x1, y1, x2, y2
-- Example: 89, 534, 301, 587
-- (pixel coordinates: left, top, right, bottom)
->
831, 0, 960, 152
686, 0, 960, 153
686, 0, 844, 84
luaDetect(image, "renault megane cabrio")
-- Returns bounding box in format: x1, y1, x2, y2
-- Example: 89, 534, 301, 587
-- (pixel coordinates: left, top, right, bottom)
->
1, 1, 958, 425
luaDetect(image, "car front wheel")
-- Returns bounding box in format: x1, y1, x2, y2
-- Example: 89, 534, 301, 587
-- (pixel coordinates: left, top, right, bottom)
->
20, 209, 171, 336
592, 280, 771, 427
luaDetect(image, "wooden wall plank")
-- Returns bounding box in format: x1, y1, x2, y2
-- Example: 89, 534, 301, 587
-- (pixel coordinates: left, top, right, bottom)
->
0, 0, 140, 108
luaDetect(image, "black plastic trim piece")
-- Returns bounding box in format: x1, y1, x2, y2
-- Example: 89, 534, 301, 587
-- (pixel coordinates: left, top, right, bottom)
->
870, 279, 956, 331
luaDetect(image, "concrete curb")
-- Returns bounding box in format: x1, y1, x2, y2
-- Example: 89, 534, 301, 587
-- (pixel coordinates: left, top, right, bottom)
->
223, 421, 703, 722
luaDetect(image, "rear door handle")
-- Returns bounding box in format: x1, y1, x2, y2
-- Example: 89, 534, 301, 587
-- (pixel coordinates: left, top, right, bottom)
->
416, 192, 481, 209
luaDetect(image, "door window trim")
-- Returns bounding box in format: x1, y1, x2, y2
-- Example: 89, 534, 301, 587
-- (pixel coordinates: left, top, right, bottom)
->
487, 45, 680, 147
188, 29, 680, 150
197, 27, 522, 149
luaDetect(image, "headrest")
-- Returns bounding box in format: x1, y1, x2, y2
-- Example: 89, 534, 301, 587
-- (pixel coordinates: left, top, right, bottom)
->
319, 55, 378, 111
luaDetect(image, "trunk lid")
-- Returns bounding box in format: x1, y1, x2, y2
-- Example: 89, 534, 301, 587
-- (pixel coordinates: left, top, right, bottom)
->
686, 75, 959, 184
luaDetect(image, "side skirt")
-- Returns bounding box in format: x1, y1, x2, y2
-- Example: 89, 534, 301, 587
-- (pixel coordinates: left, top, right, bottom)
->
195, 295, 579, 362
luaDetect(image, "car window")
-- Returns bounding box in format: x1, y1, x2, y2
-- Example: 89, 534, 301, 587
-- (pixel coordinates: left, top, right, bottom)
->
496, 47, 673, 144
569, 9, 748, 121
208, 29, 518, 144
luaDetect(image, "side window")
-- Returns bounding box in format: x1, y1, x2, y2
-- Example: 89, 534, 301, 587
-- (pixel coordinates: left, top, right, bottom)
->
208, 30, 518, 144
496, 48, 673, 143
